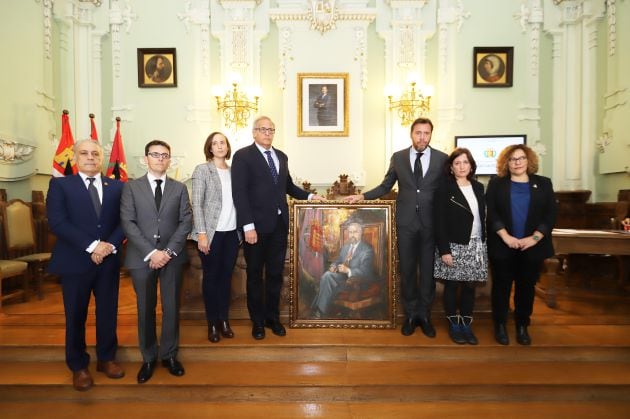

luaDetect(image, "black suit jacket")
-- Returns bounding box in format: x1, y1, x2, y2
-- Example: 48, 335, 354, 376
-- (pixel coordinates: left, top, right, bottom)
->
231, 143, 309, 234
363, 146, 448, 231
434, 177, 486, 256
486, 174, 557, 262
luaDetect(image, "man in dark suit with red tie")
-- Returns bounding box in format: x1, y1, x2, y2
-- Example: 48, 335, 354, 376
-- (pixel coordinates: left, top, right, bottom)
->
231, 116, 324, 340
47, 139, 125, 391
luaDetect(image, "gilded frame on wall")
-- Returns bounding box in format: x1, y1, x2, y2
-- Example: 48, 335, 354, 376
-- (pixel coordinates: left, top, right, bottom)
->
289, 200, 397, 329
297, 73, 349, 137
473, 46, 513, 88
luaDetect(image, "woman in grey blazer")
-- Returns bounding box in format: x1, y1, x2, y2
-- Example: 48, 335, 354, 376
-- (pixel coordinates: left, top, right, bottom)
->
191, 132, 239, 343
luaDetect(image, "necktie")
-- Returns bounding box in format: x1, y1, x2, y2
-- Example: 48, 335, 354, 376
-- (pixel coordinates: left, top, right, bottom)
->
154, 179, 163, 210
414, 152, 424, 181
265, 150, 279, 184
87, 177, 101, 215
345, 244, 355, 263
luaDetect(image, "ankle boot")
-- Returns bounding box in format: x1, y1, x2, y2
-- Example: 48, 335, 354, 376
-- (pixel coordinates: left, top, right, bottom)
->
461, 316, 478, 345
494, 323, 509, 345
208, 321, 221, 343
516, 325, 531, 346
220, 320, 234, 338
446, 315, 466, 344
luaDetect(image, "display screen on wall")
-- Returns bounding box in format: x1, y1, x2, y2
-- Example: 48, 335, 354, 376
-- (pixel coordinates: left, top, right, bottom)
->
454, 135, 527, 176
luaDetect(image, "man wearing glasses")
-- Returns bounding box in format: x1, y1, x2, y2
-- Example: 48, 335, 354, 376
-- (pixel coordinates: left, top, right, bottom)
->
232, 116, 324, 340
120, 140, 192, 383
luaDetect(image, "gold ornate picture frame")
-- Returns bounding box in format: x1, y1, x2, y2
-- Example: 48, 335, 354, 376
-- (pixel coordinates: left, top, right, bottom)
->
289, 200, 397, 329
297, 73, 349, 137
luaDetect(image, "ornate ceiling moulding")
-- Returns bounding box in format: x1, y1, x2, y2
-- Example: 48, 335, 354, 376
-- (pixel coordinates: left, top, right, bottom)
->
79, 0, 102, 6
270, 0, 376, 34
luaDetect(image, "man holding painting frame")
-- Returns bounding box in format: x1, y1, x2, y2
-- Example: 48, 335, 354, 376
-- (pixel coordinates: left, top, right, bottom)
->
345, 117, 448, 338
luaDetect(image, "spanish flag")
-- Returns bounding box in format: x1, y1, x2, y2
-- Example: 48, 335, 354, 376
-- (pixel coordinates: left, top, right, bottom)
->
52, 110, 77, 177
89, 113, 99, 142
106, 117, 128, 182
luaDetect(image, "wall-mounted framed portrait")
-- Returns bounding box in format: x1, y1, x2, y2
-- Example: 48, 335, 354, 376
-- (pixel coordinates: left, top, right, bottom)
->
288, 200, 397, 329
137, 48, 177, 88
473, 47, 513, 88
297, 73, 349, 137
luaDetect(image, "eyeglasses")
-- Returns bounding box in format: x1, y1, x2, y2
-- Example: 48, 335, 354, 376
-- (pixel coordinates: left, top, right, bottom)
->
508, 156, 527, 164
147, 152, 171, 160
254, 127, 276, 135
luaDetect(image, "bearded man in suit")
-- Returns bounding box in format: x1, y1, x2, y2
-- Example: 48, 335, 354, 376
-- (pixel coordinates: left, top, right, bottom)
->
120, 140, 192, 384
311, 221, 377, 318
47, 139, 125, 391
345, 117, 448, 338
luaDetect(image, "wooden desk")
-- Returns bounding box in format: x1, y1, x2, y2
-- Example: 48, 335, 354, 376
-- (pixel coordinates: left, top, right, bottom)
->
537, 229, 630, 307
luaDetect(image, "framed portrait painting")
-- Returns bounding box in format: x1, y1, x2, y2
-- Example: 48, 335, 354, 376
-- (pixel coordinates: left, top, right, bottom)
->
473, 47, 513, 88
137, 48, 177, 88
297, 73, 349, 137
288, 200, 397, 329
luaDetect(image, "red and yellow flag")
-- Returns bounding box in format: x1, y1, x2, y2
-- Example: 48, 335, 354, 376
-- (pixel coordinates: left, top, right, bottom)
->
106, 117, 128, 182
89, 113, 99, 142
52, 110, 77, 177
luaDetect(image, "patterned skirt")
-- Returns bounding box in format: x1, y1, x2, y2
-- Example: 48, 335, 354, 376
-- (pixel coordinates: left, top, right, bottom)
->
434, 237, 488, 282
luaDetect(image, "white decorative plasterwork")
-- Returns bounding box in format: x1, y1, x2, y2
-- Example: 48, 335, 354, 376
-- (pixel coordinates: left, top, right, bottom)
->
596, 131, 612, 153
278, 27, 293, 89
270, 5, 376, 26
604, 87, 628, 112
79, 0, 102, 6
532, 141, 547, 156
35, 88, 56, 114
109, 1, 137, 79
178, 1, 211, 76
308, 0, 339, 34
0, 138, 36, 163
606, 0, 617, 55
514, 1, 543, 77
437, 0, 470, 75
42, 0, 54, 59
354, 27, 367, 89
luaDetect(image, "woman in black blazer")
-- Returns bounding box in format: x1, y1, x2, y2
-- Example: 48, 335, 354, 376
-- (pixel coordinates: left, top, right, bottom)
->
434, 148, 487, 345
486, 144, 557, 346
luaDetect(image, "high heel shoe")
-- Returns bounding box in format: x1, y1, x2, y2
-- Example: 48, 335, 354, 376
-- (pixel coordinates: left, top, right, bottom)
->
220, 320, 234, 338
208, 321, 221, 343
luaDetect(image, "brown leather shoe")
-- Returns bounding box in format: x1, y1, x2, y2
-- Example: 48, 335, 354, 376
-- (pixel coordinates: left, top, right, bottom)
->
72, 368, 93, 391
96, 360, 125, 379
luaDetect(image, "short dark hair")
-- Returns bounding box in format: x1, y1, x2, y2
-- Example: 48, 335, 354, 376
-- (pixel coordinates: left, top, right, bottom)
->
145, 140, 171, 156
203, 132, 231, 161
446, 147, 477, 181
410, 117, 434, 135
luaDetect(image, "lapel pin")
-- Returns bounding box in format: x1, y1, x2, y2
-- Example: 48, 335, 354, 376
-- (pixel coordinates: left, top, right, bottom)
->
533, 184, 538, 188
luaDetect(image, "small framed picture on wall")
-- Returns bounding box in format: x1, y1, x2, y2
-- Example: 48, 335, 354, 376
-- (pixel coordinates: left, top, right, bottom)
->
473, 47, 513, 88
137, 48, 177, 88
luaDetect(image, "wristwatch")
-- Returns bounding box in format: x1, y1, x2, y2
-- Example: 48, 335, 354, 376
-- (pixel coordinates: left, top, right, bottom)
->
532, 234, 541, 242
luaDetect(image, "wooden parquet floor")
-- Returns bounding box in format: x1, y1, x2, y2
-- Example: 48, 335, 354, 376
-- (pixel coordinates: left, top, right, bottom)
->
1, 274, 629, 418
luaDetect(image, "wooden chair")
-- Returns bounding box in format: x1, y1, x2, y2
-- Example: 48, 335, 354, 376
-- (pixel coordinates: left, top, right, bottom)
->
333, 222, 386, 318
0, 199, 51, 300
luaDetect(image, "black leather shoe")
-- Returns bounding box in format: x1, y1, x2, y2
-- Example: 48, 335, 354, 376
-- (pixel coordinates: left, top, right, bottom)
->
418, 318, 436, 338
208, 321, 221, 343
161, 357, 185, 376
137, 361, 156, 384
400, 317, 418, 336
516, 325, 532, 346
494, 323, 509, 345
265, 319, 287, 336
220, 320, 234, 338
252, 324, 265, 340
